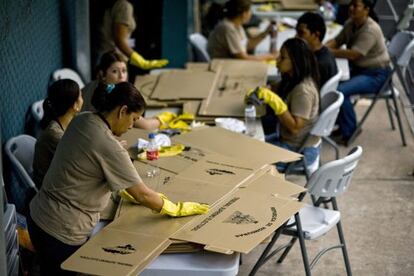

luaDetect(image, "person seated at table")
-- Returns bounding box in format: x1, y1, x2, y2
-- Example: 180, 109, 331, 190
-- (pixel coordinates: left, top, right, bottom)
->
326, 0, 390, 145
296, 12, 338, 87
28, 82, 208, 276
207, 0, 277, 61
83, 51, 171, 130
247, 38, 320, 173
33, 79, 83, 189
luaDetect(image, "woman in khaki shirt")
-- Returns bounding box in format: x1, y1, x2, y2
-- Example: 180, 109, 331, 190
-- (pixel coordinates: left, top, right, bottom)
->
28, 82, 208, 275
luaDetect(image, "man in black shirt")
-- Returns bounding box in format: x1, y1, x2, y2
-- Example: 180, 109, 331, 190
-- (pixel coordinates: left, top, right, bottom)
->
296, 12, 338, 87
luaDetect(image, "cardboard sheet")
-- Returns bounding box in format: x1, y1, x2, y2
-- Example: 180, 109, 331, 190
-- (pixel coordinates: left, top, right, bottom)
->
173, 127, 301, 167
280, 0, 317, 10
172, 189, 303, 254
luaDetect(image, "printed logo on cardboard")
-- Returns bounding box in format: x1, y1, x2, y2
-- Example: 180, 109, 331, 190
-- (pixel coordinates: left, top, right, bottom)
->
223, 211, 258, 224
102, 244, 136, 255
206, 168, 235, 176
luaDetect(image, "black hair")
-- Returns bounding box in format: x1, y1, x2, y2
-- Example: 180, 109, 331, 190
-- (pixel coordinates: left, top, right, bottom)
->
297, 12, 326, 41
92, 82, 146, 114
351, 0, 379, 22
223, 0, 251, 19
40, 79, 80, 129
94, 50, 126, 79
278, 38, 320, 99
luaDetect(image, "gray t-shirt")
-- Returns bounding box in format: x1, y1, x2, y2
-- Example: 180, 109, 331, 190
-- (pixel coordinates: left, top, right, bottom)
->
335, 17, 390, 68
33, 120, 64, 188
280, 78, 320, 147
30, 112, 142, 245
207, 19, 247, 58
81, 80, 98, 112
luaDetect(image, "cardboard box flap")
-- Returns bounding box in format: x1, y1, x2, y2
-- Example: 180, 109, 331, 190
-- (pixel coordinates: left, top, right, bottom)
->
173, 127, 301, 167
151, 71, 218, 100
243, 172, 306, 197
171, 189, 303, 254
62, 228, 171, 276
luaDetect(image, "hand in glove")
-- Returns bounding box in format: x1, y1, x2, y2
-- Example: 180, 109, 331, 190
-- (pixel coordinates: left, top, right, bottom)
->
256, 87, 287, 115
159, 193, 209, 217
130, 52, 169, 70
156, 111, 177, 125
137, 144, 186, 160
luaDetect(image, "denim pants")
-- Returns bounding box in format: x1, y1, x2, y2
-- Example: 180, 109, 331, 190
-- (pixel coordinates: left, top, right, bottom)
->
266, 135, 320, 172
337, 67, 391, 138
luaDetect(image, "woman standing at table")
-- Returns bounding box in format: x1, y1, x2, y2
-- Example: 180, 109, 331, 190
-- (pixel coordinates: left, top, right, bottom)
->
326, 0, 390, 145
247, 38, 320, 173
83, 50, 172, 130
33, 79, 83, 189
207, 0, 277, 61
28, 82, 208, 276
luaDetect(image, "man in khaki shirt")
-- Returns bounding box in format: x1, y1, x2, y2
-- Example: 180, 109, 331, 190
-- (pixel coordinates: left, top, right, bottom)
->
326, 0, 391, 145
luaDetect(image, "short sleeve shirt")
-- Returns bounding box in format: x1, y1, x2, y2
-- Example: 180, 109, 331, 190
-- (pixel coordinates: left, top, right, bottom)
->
30, 112, 142, 245
315, 46, 338, 87
81, 80, 98, 112
335, 17, 390, 68
32, 120, 64, 188
99, 0, 136, 60
207, 19, 247, 58
280, 78, 320, 148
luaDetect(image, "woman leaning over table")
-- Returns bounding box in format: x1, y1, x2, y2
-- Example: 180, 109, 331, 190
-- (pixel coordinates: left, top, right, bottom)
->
326, 0, 390, 145
207, 0, 277, 61
28, 82, 208, 276
83, 50, 169, 130
33, 79, 83, 189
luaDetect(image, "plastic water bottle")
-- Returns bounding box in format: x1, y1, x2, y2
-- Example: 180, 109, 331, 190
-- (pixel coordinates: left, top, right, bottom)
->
146, 133, 160, 178
245, 105, 256, 137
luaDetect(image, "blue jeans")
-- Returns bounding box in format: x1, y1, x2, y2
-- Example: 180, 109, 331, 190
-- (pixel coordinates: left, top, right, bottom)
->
266, 136, 320, 172
337, 67, 391, 138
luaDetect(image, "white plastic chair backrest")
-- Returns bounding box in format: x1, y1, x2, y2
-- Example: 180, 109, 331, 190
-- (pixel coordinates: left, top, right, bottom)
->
31, 100, 44, 122
189, 33, 211, 62
52, 68, 85, 89
320, 69, 342, 98
306, 146, 363, 198
388, 31, 414, 69
310, 91, 344, 137
5, 135, 38, 191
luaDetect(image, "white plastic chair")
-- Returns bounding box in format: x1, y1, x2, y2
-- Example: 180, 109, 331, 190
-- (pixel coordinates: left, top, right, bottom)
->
31, 99, 44, 123
189, 33, 210, 62
251, 146, 363, 276
320, 69, 342, 98
285, 91, 344, 177
349, 31, 414, 146
52, 68, 85, 89
5, 135, 38, 193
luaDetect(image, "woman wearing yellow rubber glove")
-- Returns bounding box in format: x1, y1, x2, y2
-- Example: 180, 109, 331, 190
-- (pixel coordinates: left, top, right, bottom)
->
28, 82, 208, 276
97, 0, 168, 70
247, 38, 320, 174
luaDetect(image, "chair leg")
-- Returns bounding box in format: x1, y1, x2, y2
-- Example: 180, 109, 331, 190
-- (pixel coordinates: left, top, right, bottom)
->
390, 88, 407, 146
348, 96, 379, 145
385, 97, 396, 130
323, 137, 340, 160
295, 213, 312, 276
332, 198, 352, 276
277, 237, 297, 263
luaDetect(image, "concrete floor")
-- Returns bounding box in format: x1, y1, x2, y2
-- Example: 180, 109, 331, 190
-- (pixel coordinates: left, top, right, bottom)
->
238, 100, 414, 275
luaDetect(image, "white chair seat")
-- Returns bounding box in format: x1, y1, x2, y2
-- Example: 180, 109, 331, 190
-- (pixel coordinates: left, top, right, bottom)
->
286, 204, 340, 240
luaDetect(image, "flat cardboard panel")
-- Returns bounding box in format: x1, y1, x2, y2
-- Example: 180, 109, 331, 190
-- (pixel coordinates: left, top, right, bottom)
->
61, 228, 171, 276
173, 127, 301, 167
209, 59, 268, 77
280, 0, 317, 10
151, 71, 218, 100
243, 172, 306, 197
172, 189, 303, 254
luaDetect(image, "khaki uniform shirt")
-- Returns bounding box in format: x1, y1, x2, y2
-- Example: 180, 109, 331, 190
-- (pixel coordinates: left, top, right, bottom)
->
281, 78, 320, 148
207, 19, 247, 58
98, 0, 136, 61
335, 17, 390, 68
33, 120, 64, 188
81, 80, 98, 112
30, 112, 142, 245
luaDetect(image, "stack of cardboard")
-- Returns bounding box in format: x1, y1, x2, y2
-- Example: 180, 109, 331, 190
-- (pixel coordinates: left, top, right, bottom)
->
134, 59, 269, 124
62, 127, 306, 275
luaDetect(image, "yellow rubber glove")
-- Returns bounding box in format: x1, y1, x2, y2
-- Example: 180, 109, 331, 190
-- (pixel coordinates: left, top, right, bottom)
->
156, 111, 177, 125
130, 52, 169, 70
137, 144, 186, 160
159, 193, 209, 217
119, 189, 140, 204
256, 87, 288, 115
